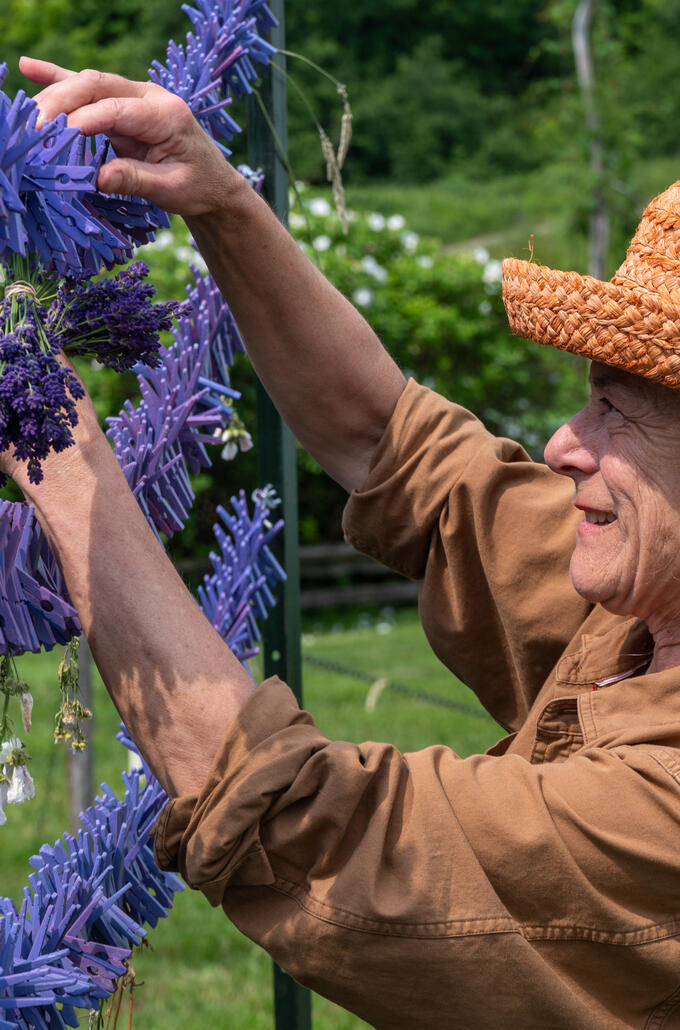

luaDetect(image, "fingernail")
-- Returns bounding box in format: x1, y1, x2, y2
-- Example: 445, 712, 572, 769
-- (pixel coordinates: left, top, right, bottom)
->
105, 169, 124, 193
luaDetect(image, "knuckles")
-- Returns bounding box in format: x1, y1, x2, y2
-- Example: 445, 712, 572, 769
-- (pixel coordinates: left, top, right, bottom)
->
99, 96, 124, 121
158, 90, 196, 129
78, 68, 107, 91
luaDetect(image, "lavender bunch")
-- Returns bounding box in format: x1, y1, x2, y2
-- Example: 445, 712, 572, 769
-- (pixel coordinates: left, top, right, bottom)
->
197, 491, 285, 661
0, 259, 192, 486
0, 294, 84, 486
0, 499, 78, 658
0, 0, 276, 278
47, 261, 191, 372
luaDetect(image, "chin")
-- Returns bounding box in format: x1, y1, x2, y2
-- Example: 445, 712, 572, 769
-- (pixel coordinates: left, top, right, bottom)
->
570, 571, 633, 616
572, 580, 608, 604
569, 560, 618, 608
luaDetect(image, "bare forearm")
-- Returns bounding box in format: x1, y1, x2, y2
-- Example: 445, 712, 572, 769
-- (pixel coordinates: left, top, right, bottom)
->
11, 64, 404, 787
186, 175, 406, 491
19, 429, 255, 797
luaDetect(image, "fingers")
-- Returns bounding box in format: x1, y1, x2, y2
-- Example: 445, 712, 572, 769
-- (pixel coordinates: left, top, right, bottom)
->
17, 59, 229, 218
97, 157, 187, 212
18, 56, 75, 87
25, 65, 150, 125
62, 94, 185, 148
97, 157, 222, 218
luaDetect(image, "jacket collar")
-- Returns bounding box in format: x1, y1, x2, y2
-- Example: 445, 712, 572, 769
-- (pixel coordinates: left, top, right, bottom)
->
554, 607, 680, 746
555, 609, 652, 689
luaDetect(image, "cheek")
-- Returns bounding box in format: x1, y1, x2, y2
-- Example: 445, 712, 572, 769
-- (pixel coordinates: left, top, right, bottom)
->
601, 458, 659, 547
625, 482, 680, 573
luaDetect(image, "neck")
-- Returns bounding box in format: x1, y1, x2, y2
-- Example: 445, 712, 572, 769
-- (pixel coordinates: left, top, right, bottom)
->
646, 616, 680, 674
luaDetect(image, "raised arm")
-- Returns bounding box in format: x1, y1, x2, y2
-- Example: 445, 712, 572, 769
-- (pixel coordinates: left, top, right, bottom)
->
20, 58, 406, 492
5, 389, 257, 798
1, 58, 406, 801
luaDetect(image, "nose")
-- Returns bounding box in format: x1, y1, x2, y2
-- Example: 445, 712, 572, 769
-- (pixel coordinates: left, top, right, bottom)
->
544, 407, 599, 480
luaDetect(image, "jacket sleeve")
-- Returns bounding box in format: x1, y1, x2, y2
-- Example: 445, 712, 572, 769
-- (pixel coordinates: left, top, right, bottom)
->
154, 677, 680, 1030
342, 378, 592, 730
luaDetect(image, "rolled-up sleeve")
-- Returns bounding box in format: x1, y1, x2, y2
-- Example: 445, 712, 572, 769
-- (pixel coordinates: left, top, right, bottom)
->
154, 676, 680, 1029
343, 379, 592, 729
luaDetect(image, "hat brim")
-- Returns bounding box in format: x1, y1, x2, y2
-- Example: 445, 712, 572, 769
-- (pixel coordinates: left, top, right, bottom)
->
502, 257, 680, 389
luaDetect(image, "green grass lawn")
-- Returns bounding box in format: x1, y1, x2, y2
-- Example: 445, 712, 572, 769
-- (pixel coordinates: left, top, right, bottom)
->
2, 607, 501, 1029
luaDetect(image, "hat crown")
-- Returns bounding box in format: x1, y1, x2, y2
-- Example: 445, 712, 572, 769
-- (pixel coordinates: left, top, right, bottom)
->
611, 181, 680, 293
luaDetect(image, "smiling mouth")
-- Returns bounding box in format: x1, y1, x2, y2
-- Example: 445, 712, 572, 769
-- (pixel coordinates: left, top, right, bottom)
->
583, 510, 617, 525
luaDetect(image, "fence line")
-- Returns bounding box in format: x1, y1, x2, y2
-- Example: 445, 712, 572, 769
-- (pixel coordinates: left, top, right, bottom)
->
177, 541, 420, 610
302, 653, 493, 719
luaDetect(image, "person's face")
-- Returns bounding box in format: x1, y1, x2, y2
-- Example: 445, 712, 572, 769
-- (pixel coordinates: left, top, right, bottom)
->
544, 362, 680, 627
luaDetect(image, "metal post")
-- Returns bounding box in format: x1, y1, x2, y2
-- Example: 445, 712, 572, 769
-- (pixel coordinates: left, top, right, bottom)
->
247, 4, 312, 1028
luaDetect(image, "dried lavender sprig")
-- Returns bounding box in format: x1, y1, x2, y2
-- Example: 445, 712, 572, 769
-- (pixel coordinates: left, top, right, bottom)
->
47, 261, 190, 372
0, 295, 85, 487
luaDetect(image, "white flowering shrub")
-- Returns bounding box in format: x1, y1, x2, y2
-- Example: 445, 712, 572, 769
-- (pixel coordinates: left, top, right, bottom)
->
290, 189, 586, 454
135, 192, 587, 545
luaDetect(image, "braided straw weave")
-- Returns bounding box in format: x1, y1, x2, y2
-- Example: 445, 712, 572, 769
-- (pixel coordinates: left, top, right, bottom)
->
502, 181, 680, 388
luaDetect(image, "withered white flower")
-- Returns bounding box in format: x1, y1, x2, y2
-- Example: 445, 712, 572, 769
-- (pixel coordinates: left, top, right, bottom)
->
6, 763, 34, 805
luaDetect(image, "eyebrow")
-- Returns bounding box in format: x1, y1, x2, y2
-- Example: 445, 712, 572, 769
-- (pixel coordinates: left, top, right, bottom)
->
591, 373, 622, 390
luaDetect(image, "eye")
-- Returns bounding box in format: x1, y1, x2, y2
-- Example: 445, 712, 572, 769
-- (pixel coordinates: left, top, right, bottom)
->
599, 396, 622, 416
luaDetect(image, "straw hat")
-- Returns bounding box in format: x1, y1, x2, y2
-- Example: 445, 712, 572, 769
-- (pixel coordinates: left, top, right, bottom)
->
502, 182, 680, 388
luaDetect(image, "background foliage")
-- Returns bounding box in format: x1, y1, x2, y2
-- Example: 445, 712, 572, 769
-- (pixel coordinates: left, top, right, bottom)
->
3, 0, 679, 189
2, 1, 679, 1025
1, 0, 678, 549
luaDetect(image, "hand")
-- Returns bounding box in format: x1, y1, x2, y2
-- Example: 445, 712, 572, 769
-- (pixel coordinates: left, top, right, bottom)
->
19, 57, 237, 218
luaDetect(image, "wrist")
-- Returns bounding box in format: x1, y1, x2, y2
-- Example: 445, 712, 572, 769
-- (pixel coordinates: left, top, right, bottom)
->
185, 166, 258, 243
13, 422, 113, 511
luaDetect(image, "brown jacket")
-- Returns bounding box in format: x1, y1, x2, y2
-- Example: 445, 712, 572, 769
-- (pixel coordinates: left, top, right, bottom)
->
154, 380, 680, 1029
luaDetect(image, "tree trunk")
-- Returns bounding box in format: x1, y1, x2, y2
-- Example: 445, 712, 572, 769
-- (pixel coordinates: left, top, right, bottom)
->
66, 636, 94, 832
572, 0, 609, 279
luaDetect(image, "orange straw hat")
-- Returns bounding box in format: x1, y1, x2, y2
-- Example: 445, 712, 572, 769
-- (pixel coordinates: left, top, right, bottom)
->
502, 182, 680, 388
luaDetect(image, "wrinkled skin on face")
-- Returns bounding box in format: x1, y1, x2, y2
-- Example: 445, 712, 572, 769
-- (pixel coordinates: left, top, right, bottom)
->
544, 362, 680, 670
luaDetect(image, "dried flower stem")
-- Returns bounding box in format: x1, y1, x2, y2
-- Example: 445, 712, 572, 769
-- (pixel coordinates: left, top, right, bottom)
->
55, 636, 91, 751
272, 53, 353, 234
337, 93, 353, 171
319, 129, 348, 234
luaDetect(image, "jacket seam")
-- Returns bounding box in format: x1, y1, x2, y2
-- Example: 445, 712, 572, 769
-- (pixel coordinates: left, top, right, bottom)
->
268, 876, 680, 944
268, 879, 518, 939
647, 748, 680, 787
578, 693, 597, 744
521, 919, 680, 945
645, 983, 680, 1030
534, 728, 583, 739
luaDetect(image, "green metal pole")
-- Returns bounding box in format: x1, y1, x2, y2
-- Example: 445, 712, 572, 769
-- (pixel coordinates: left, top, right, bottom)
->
247, 4, 312, 1029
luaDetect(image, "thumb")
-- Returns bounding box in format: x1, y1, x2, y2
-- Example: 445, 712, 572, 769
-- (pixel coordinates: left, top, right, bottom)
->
97, 157, 154, 201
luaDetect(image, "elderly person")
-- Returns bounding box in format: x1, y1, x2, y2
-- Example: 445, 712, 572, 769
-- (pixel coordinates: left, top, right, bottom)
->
11, 58, 680, 1029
